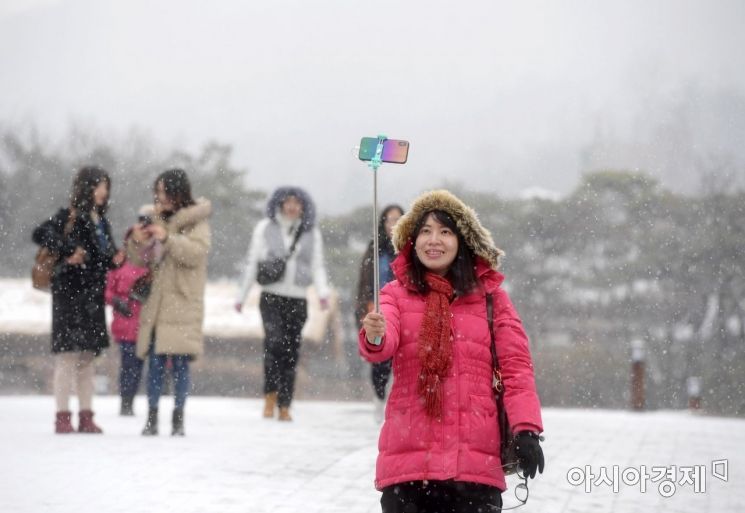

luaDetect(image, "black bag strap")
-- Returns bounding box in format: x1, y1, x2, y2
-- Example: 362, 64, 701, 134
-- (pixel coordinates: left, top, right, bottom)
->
487, 293, 505, 394
486, 293, 500, 379
487, 293, 513, 447
285, 226, 304, 258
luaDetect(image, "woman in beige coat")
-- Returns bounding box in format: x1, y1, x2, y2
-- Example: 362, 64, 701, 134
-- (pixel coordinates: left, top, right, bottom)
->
128, 169, 211, 436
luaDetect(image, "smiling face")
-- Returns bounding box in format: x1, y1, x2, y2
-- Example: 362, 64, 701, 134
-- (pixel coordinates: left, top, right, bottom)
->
414, 212, 459, 276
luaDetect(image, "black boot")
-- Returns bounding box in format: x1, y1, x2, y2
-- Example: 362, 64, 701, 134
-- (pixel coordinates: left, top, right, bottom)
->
172, 408, 185, 436
120, 396, 135, 416
141, 408, 158, 436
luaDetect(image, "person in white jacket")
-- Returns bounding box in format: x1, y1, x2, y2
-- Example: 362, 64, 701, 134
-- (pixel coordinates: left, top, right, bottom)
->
235, 186, 329, 421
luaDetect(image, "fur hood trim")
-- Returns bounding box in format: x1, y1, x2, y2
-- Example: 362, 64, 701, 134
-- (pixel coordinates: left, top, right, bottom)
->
266, 186, 316, 231
167, 198, 212, 230
392, 189, 504, 269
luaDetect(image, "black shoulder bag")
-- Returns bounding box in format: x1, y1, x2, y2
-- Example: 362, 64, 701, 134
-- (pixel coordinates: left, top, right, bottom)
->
256, 227, 303, 286
487, 293, 519, 475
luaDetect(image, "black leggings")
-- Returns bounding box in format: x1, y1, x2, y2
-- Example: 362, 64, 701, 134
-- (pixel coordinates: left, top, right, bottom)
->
381, 480, 502, 513
259, 292, 308, 408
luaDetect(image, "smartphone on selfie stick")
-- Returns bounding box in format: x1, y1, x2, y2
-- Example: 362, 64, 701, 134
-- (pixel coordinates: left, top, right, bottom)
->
358, 135, 410, 344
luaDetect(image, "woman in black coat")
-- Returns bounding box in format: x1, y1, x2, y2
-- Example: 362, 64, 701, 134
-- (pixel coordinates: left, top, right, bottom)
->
32, 166, 124, 434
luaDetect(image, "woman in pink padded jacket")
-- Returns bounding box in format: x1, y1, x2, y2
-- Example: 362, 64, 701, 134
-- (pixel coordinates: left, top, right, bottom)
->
360, 190, 544, 513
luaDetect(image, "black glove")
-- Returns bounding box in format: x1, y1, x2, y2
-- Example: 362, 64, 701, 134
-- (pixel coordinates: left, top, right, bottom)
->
514, 431, 545, 479
112, 297, 133, 318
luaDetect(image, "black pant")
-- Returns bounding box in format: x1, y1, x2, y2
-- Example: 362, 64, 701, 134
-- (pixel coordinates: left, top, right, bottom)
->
259, 292, 308, 408
381, 480, 503, 513
372, 359, 392, 400
118, 342, 143, 398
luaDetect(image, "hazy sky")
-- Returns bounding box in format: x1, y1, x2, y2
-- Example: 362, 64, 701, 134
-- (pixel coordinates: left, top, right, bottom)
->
1, 0, 744, 212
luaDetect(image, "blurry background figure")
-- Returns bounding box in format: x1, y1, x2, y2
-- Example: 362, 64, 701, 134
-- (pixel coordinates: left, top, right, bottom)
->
355, 204, 404, 423
32, 165, 124, 434
235, 186, 330, 422
104, 205, 154, 416
129, 169, 211, 437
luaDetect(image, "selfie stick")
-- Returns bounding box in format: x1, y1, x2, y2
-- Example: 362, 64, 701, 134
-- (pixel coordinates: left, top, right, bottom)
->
369, 135, 386, 312
369, 135, 386, 344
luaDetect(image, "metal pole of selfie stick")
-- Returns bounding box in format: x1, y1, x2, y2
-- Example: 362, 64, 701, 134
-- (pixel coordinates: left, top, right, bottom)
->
369, 135, 386, 344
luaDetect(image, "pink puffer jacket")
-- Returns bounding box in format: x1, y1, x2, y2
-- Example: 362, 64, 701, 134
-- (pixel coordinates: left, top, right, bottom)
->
359, 254, 543, 492
105, 260, 149, 343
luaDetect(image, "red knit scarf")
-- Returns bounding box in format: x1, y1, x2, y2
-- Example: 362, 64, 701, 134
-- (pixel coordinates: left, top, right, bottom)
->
417, 273, 454, 418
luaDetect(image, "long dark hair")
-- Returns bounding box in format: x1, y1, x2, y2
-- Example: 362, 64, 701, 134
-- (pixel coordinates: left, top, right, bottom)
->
377, 204, 404, 256
409, 209, 478, 296
154, 168, 196, 212
70, 165, 110, 215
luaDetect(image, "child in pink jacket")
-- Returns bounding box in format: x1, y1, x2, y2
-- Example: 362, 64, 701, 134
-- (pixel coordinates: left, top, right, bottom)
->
360, 190, 544, 512
105, 216, 151, 416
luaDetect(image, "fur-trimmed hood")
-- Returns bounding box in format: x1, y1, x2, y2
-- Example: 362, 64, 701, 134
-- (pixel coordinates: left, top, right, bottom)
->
139, 197, 212, 230
265, 186, 316, 231
166, 197, 212, 230
392, 189, 504, 269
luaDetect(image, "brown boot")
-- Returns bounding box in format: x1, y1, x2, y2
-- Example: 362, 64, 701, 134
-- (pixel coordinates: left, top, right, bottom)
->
263, 392, 278, 418
278, 406, 292, 422
78, 410, 103, 434
55, 411, 74, 434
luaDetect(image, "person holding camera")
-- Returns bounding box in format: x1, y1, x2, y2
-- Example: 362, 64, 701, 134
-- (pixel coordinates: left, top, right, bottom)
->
104, 205, 156, 416
32, 165, 125, 434
127, 169, 211, 436
355, 204, 404, 422
360, 190, 544, 512
235, 186, 330, 422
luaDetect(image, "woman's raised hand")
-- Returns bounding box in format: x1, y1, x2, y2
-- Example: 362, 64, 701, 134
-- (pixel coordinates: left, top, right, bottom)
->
112, 249, 126, 267
145, 224, 168, 242
362, 312, 386, 344
65, 246, 86, 265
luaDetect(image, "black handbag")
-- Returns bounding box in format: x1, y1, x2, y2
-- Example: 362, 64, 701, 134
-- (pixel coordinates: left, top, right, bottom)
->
256, 257, 288, 285
486, 293, 519, 475
256, 227, 303, 286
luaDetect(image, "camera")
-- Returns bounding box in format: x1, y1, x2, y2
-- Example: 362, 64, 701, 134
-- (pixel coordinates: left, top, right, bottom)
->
139, 215, 153, 227
129, 274, 152, 304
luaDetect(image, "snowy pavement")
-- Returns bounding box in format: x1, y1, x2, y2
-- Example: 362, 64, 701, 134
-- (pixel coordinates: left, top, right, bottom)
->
1, 396, 742, 513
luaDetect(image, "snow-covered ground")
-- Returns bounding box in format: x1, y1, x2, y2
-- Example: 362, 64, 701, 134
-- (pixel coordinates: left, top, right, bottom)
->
1, 396, 742, 513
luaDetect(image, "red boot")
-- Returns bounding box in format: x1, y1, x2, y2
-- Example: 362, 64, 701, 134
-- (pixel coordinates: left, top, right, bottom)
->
55, 411, 74, 434
78, 410, 103, 434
